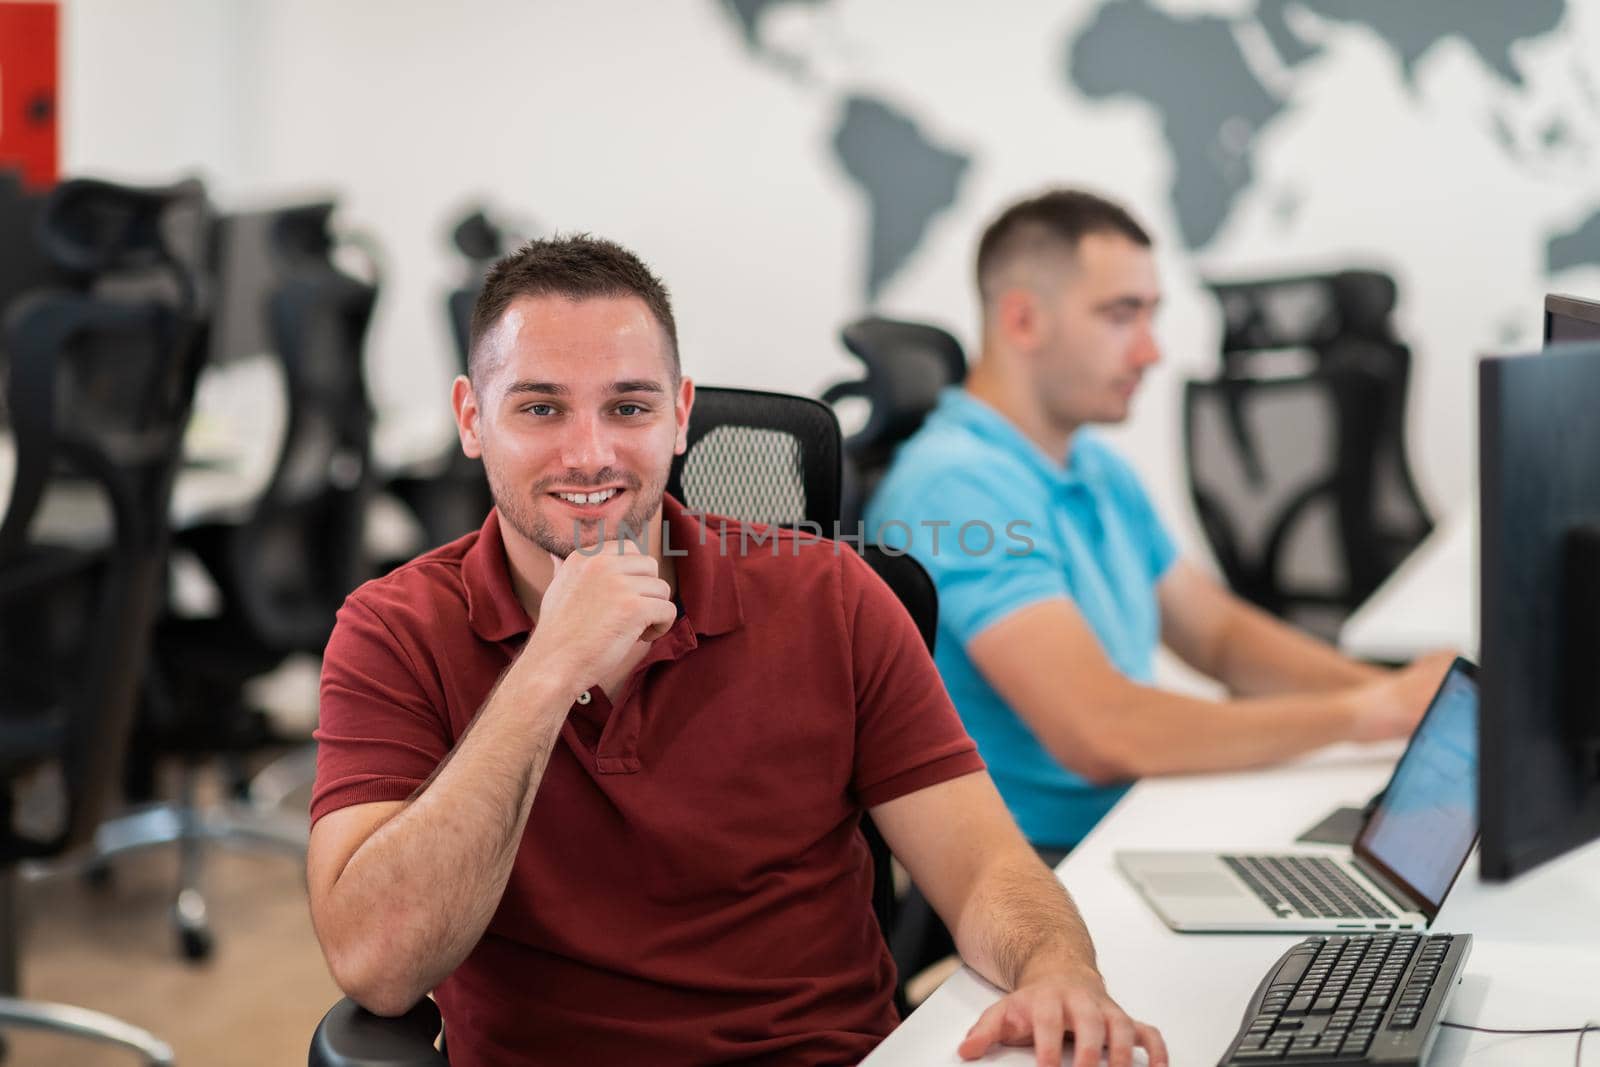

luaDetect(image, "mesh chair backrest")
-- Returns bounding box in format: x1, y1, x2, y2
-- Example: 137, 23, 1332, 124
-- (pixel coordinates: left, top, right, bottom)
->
0, 177, 211, 851
1184, 370, 1386, 639
0, 171, 65, 418
1199, 270, 1432, 630
226, 203, 378, 652
667, 387, 841, 531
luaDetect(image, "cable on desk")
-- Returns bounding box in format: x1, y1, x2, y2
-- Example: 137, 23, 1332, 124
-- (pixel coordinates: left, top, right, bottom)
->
1440, 1019, 1598, 1066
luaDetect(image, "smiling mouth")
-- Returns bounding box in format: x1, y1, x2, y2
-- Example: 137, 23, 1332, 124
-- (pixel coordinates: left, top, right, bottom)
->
552, 488, 622, 506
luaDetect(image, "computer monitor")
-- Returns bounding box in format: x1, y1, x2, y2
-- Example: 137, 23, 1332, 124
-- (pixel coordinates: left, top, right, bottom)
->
1478, 342, 1600, 880
1543, 293, 1600, 346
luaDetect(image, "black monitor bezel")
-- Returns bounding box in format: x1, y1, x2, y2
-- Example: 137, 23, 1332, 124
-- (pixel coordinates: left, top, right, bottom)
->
1352, 657, 1480, 919
1543, 293, 1600, 345
1479, 344, 1600, 880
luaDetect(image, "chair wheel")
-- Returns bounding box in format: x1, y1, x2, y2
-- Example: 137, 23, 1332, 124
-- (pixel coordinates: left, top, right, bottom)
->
179, 924, 214, 961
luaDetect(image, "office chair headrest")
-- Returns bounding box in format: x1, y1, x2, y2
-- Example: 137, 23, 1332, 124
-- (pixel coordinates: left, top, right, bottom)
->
269, 202, 339, 266
39, 177, 208, 276
837, 316, 968, 446
452, 208, 508, 262
1330, 270, 1398, 339
1210, 269, 1400, 354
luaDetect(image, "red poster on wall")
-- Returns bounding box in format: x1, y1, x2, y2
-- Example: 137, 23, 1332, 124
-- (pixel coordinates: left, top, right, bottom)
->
0, 1, 59, 190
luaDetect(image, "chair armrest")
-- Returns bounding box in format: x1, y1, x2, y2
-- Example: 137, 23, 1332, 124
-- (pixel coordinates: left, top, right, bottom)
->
309, 996, 447, 1067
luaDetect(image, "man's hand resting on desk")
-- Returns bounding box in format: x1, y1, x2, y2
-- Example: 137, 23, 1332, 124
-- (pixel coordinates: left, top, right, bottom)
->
873, 774, 1167, 1067
1346, 649, 1457, 743
958, 963, 1167, 1067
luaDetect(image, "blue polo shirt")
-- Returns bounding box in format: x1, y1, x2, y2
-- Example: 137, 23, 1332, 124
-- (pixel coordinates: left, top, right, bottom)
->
865, 388, 1177, 848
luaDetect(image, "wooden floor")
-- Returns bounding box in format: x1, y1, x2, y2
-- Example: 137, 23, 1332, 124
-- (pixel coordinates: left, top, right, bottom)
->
9, 817, 336, 1066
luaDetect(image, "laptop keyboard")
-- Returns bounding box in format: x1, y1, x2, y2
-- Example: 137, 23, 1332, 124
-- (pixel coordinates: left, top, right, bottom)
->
1219, 932, 1469, 1064
1222, 855, 1399, 920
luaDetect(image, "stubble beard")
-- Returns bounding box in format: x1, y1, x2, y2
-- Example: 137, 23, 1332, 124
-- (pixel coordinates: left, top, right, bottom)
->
488, 463, 667, 559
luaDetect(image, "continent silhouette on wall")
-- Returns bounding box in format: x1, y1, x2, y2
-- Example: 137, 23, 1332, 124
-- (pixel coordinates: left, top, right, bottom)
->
1067, 0, 1287, 249
831, 95, 970, 303
1549, 209, 1600, 275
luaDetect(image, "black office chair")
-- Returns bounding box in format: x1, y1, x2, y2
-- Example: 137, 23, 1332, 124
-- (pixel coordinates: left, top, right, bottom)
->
824, 316, 967, 526
1192, 271, 1433, 638
1184, 367, 1392, 641
0, 169, 70, 420
665, 386, 841, 527
0, 175, 212, 1064
91, 201, 380, 960
308, 386, 937, 1067
444, 207, 514, 364
382, 208, 518, 557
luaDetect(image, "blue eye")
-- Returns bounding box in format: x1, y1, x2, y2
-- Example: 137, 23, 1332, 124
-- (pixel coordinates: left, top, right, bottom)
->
525, 403, 557, 417
616, 403, 645, 416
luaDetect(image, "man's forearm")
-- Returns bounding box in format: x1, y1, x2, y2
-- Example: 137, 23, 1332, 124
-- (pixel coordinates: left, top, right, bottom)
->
954, 850, 1099, 993
1036, 681, 1363, 784
318, 664, 572, 1013
1213, 601, 1382, 696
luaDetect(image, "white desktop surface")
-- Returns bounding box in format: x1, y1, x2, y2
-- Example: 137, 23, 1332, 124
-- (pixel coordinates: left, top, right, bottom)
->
1340, 509, 1477, 662
864, 746, 1600, 1066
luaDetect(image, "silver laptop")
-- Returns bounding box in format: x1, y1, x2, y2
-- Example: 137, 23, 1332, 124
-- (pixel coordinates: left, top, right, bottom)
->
1116, 658, 1479, 933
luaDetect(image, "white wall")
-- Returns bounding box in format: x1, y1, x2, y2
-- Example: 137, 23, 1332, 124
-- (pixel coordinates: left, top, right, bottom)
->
60, 0, 1600, 568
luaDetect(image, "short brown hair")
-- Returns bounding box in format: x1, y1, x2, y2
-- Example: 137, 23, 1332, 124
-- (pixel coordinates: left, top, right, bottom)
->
468, 234, 679, 383
976, 189, 1151, 305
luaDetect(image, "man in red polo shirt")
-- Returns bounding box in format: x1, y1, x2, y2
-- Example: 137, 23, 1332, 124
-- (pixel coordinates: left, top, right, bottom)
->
307, 235, 1166, 1067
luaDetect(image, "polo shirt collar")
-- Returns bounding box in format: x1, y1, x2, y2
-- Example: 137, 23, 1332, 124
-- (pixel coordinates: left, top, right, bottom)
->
462, 510, 531, 643
937, 387, 1094, 490
662, 494, 745, 637
461, 495, 744, 644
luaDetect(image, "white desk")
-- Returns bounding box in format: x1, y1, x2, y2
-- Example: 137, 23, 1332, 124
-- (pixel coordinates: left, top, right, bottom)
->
865, 747, 1600, 1066
1340, 509, 1477, 662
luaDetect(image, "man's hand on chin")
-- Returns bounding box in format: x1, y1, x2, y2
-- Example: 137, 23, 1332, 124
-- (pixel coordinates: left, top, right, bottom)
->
956, 965, 1167, 1067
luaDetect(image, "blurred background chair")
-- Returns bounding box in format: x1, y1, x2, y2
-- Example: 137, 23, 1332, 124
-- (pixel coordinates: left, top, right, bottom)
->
308, 385, 942, 1066
1188, 270, 1433, 641
0, 171, 69, 421
91, 201, 380, 960
0, 175, 212, 1064
823, 316, 966, 527
444, 207, 513, 367
381, 207, 523, 561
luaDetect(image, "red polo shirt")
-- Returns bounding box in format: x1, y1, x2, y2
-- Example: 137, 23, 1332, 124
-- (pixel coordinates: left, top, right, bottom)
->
311, 497, 984, 1067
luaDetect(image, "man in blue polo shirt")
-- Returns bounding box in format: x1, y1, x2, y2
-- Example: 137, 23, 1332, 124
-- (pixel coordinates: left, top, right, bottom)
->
868, 189, 1452, 856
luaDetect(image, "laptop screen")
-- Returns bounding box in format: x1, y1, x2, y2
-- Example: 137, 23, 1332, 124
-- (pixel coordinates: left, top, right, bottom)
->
1354, 660, 1479, 913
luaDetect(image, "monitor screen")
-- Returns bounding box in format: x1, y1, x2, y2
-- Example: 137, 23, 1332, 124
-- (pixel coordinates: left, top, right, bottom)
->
1479, 343, 1600, 879
1356, 661, 1478, 910
1544, 294, 1600, 346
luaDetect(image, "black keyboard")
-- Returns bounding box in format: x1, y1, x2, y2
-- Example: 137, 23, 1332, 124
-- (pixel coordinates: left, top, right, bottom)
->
1218, 932, 1471, 1065
1223, 855, 1401, 920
